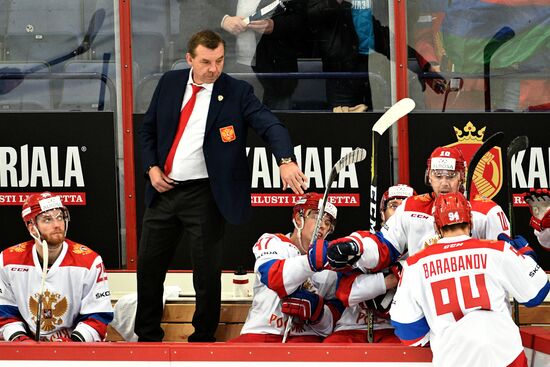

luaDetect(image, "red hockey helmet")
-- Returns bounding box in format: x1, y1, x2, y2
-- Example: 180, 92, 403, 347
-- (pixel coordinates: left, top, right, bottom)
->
293, 192, 337, 221
433, 192, 472, 229
380, 184, 416, 215
425, 146, 467, 185
22, 192, 69, 224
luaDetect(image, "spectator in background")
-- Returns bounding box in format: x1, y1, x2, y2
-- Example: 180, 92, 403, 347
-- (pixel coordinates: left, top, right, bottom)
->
222, 0, 308, 110
136, 30, 307, 343
307, 0, 391, 112
390, 192, 549, 367
0, 192, 113, 342
175, 1, 235, 64
412, 0, 550, 111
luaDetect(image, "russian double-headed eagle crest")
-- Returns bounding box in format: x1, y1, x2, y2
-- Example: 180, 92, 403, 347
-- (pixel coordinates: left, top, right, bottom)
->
29, 290, 68, 332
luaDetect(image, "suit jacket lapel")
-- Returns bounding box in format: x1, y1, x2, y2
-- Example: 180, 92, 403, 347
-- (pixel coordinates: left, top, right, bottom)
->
205, 73, 226, 136
170, 69, 190, 131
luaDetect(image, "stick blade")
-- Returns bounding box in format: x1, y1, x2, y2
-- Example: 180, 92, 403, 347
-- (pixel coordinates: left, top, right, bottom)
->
465, 131, 504, 200
335, 148, 367, 174
372, 98, 415, 135
507, 136, 529, 159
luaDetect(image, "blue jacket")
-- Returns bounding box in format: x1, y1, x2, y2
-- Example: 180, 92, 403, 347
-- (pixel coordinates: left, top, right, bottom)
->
139, 69, 295, 225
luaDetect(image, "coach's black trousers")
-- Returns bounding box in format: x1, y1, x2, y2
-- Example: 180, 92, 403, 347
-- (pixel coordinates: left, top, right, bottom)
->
135, 179, 224, 342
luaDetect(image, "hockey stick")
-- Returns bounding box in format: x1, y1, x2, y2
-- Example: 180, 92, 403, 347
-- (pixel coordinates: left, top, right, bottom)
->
505, 136, 529, 325
313, 148, 367, 242
369, 97, 415, 232
282, 148, 367, 343
483, 26, 515, 112
0, 8, 106, 91
464, 131, 505, 200
367, 97, 415, 343
34, 237, 49, 341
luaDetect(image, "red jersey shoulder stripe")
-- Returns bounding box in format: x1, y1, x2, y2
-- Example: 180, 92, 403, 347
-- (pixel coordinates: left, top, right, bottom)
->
470, 195, 499, 214
59, 239, 99, 269
1, 241, 34, 266
273, 233, 294, 244
404, 194, 434, 215
407, 238, 505, 266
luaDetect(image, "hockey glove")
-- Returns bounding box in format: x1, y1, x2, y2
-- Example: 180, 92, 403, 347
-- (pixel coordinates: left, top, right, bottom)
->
326, 238, 362, 270
525, 188, 550, 231
497, 233, 536, 260
51, 336, 74, 342
282, 288, 324, 323
364, 262, 402, 316
307, 239, 329, 271
11, 334, 36, 343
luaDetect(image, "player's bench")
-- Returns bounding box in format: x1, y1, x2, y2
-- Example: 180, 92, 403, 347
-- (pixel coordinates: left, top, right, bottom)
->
105, 272, 550, 342
106, 300, 250, 342
106, 300, 550, 342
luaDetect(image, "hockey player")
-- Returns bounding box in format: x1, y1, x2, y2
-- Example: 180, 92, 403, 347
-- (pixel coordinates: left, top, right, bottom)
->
0, 192, 114, 342
524, 188, 550, 250
390, 192, 549, 367
326, 146, 511, 272
324, 184, 415, 343
228, 193, 345, 342
380, 184, 417, 226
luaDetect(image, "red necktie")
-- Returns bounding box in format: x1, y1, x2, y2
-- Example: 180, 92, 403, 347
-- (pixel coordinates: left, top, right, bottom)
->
164, 84, 203, 175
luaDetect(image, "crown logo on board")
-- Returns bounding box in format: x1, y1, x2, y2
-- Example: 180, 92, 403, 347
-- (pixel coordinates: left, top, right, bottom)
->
453, 121, 485, 142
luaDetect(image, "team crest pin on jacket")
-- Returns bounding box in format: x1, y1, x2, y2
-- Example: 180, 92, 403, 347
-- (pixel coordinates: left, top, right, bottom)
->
218, 95, 223, 101
220, 125, 236, 142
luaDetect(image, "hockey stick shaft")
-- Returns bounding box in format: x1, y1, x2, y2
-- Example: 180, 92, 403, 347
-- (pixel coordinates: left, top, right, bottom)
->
25, 9, 106, 75
367, 98, 415, 342
506, 136, 529, 235
35, 239, 49, 341
483, 26, 515, 112
369, 98, 415, 231
505, 136, 529, 325
465, 131, 505, 200
282, 148, 367, 343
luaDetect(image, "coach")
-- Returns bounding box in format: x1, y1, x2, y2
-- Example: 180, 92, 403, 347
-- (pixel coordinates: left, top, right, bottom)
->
136, 29, 307, 342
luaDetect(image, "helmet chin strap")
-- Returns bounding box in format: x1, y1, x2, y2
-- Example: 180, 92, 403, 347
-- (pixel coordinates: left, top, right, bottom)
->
29, 223, 43, 243
292, 215, 307, 254
30, 224, 49, 266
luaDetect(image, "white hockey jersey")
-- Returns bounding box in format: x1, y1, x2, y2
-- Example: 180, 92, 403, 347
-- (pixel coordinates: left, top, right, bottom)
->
332, 271, 392, 332
355, 193, 511, 270
240, 233, 339, 337
390, 235, 550, 367
0, 240, 114, 342
338, 194, 511, 340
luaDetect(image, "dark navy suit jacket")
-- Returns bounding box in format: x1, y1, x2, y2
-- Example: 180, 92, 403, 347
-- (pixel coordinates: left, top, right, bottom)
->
139, 68, 296, 225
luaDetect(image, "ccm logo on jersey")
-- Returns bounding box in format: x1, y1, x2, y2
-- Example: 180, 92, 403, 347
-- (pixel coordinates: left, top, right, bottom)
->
10, 267, 29, 272
411, 213, 429, 219
530, 264, 541, 278
443, 242, 464, 250
95, 290, 111, 299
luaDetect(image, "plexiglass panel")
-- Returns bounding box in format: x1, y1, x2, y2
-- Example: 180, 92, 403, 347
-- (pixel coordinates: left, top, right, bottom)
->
407, 0, 550, 112
131, 0, 393, 112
